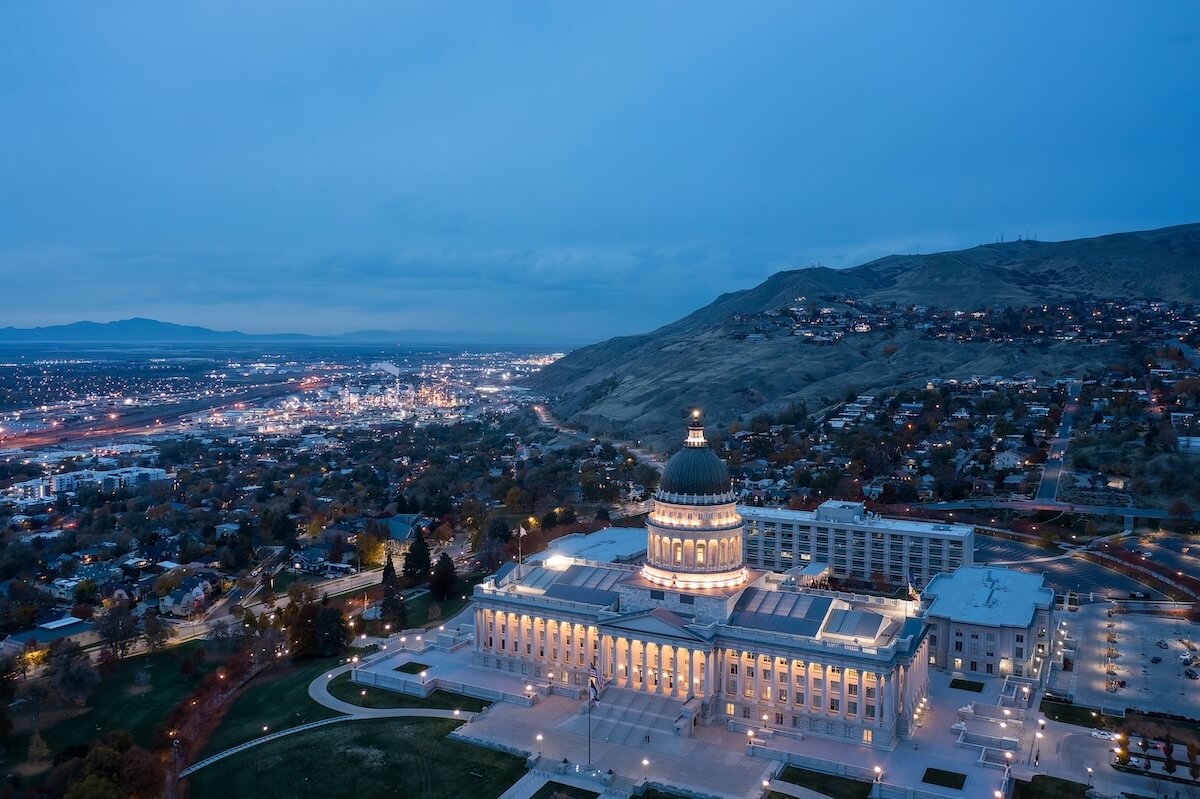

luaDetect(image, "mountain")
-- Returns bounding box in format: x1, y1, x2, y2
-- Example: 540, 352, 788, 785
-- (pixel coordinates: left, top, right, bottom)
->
0, 318, 498, 346
530, 222, 1200, 448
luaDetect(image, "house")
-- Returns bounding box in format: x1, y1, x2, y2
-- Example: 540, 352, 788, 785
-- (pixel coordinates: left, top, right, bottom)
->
992, 451, 1024, 471
292, 547, 330, 574
382, 514, 434, 559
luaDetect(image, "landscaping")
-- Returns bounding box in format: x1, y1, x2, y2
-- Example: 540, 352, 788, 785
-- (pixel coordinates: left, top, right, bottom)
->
185, 718, 529, 799
778, 766, 872, 799
949, 678, 985, 693
396, 660, 431, 675
921, 768, 966, 790
198, 654, 347, 757
1011, 775, 1091, 799
1038, 699, 1109, 729
325, 672, 489, 712
2, 640, 225, 775
529, 782, 600, 799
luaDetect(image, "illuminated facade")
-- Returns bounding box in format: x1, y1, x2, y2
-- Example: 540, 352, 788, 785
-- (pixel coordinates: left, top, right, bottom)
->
472, 413, 930, 749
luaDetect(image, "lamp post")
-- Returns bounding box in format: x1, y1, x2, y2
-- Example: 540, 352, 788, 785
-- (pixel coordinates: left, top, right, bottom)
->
536, 733, 543, 758
642, 758, 649, 784
1086, 766, 1093, 787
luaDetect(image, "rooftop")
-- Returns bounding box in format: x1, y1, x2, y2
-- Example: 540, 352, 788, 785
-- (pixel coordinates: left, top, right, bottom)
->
922, 566, 1054, 628
526, 527, 647, 566
739, 502, 975, 539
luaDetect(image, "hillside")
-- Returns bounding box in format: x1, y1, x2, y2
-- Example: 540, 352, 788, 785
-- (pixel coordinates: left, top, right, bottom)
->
530, 222, 1200, 448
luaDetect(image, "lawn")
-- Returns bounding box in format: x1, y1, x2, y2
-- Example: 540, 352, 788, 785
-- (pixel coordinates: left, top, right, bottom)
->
778, 766, 871, 799
1038, 699, 1109, 730
3, 640, 225, 774
404, 573, 488, 627
198, 654, 347, 757
396, 661, 431, 674
529, 782, 599, 799
949, 679, 985, 693
921, 768, 966, 790
186, 718, 528, 799
1011, 775, 1091, 799
326, 672, 489, 712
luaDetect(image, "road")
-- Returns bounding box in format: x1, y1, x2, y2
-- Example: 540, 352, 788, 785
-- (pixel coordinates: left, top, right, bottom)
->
926, 497, 1200, 522
1, 379, 321, 448
1035, 380, 1081, 502
532, 404, 665, 472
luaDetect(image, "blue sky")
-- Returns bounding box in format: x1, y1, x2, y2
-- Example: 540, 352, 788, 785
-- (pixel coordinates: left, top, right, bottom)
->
1, 2, 1197, 346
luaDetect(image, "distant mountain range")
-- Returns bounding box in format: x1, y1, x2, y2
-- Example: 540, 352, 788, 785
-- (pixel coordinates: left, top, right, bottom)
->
529, 222, 1200, 448
0, 318, 523, 347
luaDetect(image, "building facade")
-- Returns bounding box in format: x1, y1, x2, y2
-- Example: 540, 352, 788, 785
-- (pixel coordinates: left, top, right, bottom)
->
921, 566, 1054, 678
740, 501, 974, 588
472, 413, 930, 749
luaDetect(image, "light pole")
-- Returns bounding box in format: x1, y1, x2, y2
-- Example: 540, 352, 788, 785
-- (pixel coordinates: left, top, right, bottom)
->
1086, 766, 1093, 787
642, 758, 649, 784
536, 733, 543, 758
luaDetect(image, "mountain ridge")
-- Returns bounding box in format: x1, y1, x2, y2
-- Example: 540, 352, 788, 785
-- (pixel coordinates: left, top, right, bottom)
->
529, 221, 1200, 447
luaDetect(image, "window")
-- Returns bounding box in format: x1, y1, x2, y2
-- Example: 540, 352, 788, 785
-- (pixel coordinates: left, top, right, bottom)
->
680, 594, 694, 605
795, 692, 804, 706
650, 589, 665, 600
775, 712, 784, 725
696, 543, 705, 564
1016, 634, 1024, 643
1015, 647, 1024, 659
725, 703, 735, 716
779, 690, 787, 703
865, 705, 875, 719
848, 684, 858, 697
742, 706, 750, 718
674, 542, 683, 564
829, 698, 840, 712
866, 686, 876, 699
730, 663, 739, 675
847, 701, 857, 715
862, 729, 873, 744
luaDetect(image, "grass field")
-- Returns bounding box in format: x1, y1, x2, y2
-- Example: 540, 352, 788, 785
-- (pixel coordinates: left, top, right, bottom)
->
921, 768, 966, 790
777, 766, 871, 799
405, 574, 488, 627
198, 655, 346, 757
185, 718, 528, 799
396, 661, 430, 674
949, 679, 985, 693
325, 673, 489, 712
3, 640, 224, 774
1012, 774, 1090, 798
529, 782, 599, 799
1038, 699, 1109, 730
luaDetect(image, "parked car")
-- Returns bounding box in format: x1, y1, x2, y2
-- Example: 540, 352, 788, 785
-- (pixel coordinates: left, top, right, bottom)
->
1151, 656, 1162, 664
1186, 668, 1199, 680
1091, 730, 1118, 740
1156, 640, 1169, 649
1180, 653, 1194, 664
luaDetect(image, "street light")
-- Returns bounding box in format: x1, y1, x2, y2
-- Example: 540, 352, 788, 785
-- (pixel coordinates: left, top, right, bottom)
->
1086, 767, 1093, 787
536, 733, 543, 756
874, 766, 882, 782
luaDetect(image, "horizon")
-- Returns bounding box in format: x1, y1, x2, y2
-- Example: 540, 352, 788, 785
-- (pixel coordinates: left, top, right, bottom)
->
2, 2, 1198, 339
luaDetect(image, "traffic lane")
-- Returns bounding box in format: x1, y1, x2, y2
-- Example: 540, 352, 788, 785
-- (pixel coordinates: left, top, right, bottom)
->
976, 536, 1050, 563
1030, 556, 1166, 600
1136, 537, 1199, 579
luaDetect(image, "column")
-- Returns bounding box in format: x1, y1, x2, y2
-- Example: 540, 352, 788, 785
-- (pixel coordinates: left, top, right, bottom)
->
625, 637, 633, 688
839, 668, 848, 721
641, 640, 648, 691
686, 648, 694, 698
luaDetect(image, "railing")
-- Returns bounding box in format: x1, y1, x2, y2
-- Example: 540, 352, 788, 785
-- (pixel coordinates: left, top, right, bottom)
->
748, 743, 960, 799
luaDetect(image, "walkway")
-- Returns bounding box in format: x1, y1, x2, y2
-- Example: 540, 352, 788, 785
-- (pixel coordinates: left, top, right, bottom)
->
180, 664, 474, 777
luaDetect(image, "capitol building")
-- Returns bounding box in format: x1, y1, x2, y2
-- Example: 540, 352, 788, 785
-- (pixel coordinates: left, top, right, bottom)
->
472, 412, 931, 749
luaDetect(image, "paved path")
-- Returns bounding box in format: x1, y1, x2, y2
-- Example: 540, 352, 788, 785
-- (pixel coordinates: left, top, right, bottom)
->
180, 664, 473, 777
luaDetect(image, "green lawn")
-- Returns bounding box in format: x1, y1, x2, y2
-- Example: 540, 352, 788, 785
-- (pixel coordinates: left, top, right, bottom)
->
1038, 699, 1109, 730
185, 718, 528, 799
3, 640, 224, 774
396, 660, 431, 675
778, 766, 871, 799
921, 768, 966, 790
405, 574, 488, 627
326, 673, 489, 712
198, 655, 347, 757
529, 782, 599, 799
1012, 775, 1091, 799
949, 679, 985, 693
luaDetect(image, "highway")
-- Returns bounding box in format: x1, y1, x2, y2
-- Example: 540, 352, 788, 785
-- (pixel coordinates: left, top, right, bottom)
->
1, 379, 321, 448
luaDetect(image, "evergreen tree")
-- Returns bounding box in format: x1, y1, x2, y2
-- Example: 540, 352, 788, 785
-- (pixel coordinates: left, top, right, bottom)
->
430, 552, 457, 601
403, 530, 431, 579
380, 555, 408, 630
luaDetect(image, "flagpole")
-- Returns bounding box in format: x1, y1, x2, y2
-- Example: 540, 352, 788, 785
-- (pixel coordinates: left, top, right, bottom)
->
587, 696, 592, 769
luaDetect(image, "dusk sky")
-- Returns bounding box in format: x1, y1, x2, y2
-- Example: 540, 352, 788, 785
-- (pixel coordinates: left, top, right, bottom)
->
2, 2, 1198, 346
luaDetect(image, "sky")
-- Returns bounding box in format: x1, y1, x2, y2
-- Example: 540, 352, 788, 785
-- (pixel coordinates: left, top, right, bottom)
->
1, 2, 1198, 346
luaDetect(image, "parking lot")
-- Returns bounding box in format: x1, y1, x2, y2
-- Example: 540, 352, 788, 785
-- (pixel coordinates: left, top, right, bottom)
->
1069, 603, 1200, 717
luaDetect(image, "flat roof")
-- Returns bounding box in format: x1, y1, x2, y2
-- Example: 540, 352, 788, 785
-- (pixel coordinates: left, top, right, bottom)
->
526, 527, 647, 566
738, 505, 974, 538
923, 566, 1054, 628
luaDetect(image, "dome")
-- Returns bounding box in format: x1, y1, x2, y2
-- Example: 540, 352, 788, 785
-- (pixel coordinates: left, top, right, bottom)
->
658, 446, 731, 497
656, 413, 731, 498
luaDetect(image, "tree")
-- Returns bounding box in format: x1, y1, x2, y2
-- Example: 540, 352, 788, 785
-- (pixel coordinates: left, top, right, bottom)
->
329, 534, 345, 565
28, 730, 50, 763
594, 507, 610, 522
429, 553, 457, 601
540, 510, 559, 530
314, 605, 348, 657
73, 579, 98, 605
142, 613, 172, 652
403, 530, 431, 579
96, 605, 139, 658
486, 517, 512, 542
45, 640, 100, 706
380, 555, 408, 630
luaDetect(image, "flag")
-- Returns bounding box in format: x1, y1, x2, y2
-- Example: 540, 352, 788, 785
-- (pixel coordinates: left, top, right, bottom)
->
519, 525, 528, 538
907, 568, 920, 601
589, 673, 600, 703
